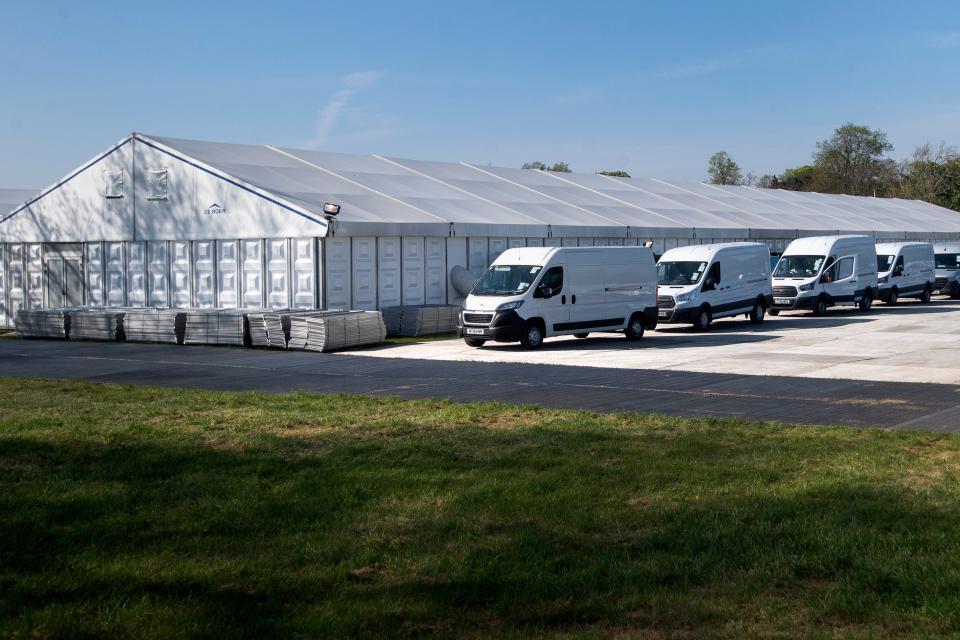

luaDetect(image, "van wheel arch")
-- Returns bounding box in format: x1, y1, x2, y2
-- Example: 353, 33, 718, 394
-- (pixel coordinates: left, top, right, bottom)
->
520, 318, 546, 349
694, 305, 712, 331
749, 296, 766, 324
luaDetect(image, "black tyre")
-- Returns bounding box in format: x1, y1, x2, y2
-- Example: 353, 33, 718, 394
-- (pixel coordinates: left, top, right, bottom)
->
749, 300, 766, 324
887, 288, 898, 306
694, 307, 712, 331
812, 297, 828, 317
520, 320, 544, 350
920, 286, 932, 303
768, 308, 780, 316
464, 338, 486, 348
574, 332, 589, 339
858, 292, 873, 312
624, 315, 645, 341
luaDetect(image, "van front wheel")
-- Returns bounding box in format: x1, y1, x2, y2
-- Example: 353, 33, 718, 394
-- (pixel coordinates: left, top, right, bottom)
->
858, 293, 873, 312
464, 338, 486, 348
812, 297, 828, 317
520, 320, 544, 350
694, 307, 712, 331
749, 300, 766, 324
768, 308, 780, 316
887, 288, 898, 305
624, 315, 645, 341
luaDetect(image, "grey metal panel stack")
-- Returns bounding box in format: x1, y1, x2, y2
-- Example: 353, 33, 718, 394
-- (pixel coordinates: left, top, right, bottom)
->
246, 309, 273, 347
122, 308, 184, 344
14, 308, 70, 339
382, 304, 461, 336
288, 310, 386, 352
69, 308, 124, 341
183, 309, 248, 346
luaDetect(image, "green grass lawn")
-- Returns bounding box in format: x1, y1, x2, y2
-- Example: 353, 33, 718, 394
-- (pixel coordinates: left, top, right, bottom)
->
2, 378, 960, 639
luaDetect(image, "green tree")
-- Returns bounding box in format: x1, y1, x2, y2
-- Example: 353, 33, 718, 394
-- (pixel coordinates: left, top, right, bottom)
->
597, 170, 631, 177
522, 161, 572, 172
772, 165, 820, 191
521, 161, 547, 170
548, 162, 571, 173
707, 151, 742, 185
813, 123, 893, 195
894, 143, 960, 208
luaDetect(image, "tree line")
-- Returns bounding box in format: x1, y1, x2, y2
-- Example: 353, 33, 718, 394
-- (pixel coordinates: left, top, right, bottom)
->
707, 123, 960, 212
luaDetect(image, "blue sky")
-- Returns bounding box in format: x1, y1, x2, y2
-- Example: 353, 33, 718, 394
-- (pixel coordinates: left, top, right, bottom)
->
2, 0, 960, 188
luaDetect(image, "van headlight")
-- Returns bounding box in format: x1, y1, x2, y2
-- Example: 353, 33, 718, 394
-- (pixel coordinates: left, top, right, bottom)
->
676, 291, 698, 303
798, 283, 814, 292
496, 300, 523, 311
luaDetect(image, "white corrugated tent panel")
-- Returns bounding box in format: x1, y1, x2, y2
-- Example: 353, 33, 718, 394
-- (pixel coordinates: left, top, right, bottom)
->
170, 241, 191, 308
147, 241, 168, 307
324, 237, 350, 309
402, 237, 425, 305
425, 237, 446, 304
193, 240, 216, 308
468, 237, 488, 275
351, 236, 377, 310
241, 239, 263, 308
793, 191, 902, 231
105, 242, 125, 307
146, 136, 437, 229
6, 244, 24, 318
388, 157, 608, 228
446, 237, 468, 306
0, 244, 5, 325
126, 241, 146, 307
25, 244, 42, 309
0, 144, 134, 243
217, 240, 239, 308
85, 243, 104, 307
508, 238, 525, 249
488, 237, 508, 263
620, 178, 776, 229
544, 237, 561, 247
378, 237, 402, 307
292, 239, 315, 309
267, 239, 291, 309
526, 237, 544, 247
683, 182, 842, 230
134, 139, 327, 241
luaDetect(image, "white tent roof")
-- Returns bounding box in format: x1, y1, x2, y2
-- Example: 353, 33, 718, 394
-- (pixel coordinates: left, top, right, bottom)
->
0, 189, 38, 218
5, 133, 960, 239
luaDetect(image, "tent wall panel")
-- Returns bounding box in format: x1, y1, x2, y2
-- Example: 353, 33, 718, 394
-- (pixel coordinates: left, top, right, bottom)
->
323, 237, 350, 309
561, 238, 577, 247
526, 237, 544, 247
126, 241, 147, 307
241, 239, 264, 308
105, 242, 125, 307
488, 237, 508, 264
217, 240, 239, 309
85, 243, 105, 307
351, 236, 377, 310
425, 237, 446, 304
193, 240, 216, 308
508, 237, 525, 249
26, 244, 43, 309
6, 244, 24, 320
377, 236, 402, 308
544, 237, 561, 247
0, 245, 6, 326
292, 238, 315, 309
468, 237, 488, 276
402, 237, 425, 305
147, 241, 169, 307
170, 241, 192, 308
266, 239, 291, 309
445, 237, 467, 306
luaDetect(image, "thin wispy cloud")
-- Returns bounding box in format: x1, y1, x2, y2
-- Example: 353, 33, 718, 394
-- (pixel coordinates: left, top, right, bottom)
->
929, 32, 960, 48
652, 45, 792, 81
306, 70, 384, 148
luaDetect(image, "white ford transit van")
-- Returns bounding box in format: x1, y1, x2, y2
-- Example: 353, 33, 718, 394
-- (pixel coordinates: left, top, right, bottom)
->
934, 243, 960, 298
771, 235, 879, 316
875, 242, 935, 304
458, 246, 658, 349
656, 243, 773, 331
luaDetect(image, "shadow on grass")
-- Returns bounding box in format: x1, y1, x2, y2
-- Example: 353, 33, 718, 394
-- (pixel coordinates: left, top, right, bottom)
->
1, 389, 960, 638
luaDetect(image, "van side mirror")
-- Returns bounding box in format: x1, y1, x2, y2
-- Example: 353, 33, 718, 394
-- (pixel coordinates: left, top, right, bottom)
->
822, 274, 833, 283
535, 282, 552, 299
702, 278, 716, 292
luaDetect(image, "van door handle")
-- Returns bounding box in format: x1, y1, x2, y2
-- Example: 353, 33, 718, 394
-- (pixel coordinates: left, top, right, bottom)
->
572, 295, 577, 304
561, 295, 566, 304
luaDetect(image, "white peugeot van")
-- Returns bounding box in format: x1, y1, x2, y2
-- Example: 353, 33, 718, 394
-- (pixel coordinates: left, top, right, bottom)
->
458, 246, 658, 349
771, 235, 879, 316
875, 242, 935, 304
656, 243, 773, 331
934, 243, 960, 298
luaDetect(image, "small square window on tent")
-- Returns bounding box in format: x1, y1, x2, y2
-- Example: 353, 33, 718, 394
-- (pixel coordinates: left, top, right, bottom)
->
103, 170, 124, 199
146, 169, 168, 200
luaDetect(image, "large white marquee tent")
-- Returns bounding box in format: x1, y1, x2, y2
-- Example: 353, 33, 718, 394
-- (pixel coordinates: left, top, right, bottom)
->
2, 132, 958, 326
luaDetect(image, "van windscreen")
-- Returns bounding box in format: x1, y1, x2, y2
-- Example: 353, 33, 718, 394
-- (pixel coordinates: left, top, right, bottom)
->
877, 255, 895, 272
935, 253, 960, 269
657, 261, 707, 286
774, 255, 825, 278
471, 265, 543, 296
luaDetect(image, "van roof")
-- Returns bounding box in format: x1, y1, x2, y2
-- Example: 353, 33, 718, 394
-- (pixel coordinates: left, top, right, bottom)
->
490, 245, 651, 265
659, 242, 768, 261
783, 235, 873, 255
875, 242, 933, 251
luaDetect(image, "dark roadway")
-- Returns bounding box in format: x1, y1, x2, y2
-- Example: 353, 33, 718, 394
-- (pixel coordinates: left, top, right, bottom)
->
0, 338, 958, 432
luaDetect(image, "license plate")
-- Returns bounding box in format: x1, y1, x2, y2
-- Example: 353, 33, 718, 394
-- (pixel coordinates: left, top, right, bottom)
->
774, 298, 792, 305
658, 310, 670, 318
465, 327, 485, 335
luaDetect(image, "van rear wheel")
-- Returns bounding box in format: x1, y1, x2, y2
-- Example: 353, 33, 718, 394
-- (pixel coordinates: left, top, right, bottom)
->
749, 301, 766, 324
920, 286, 932, 303
624, 315, 645, 341
464, 338, 486, 348
858, 293, 873, 312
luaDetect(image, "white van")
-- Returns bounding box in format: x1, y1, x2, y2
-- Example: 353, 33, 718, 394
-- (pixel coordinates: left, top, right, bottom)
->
458, 246, 658, 349
934, 242, 960, 298
771, 235, 879, 316
875, 242, 935, 304
656, 243, 773, 331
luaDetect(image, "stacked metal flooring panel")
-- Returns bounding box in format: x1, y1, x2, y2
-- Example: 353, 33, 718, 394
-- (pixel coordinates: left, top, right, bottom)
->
382, 304, 461, 337
288, 311, 386, 352
122, 308, 184, 344
183, 309, 248, 346
69, 309, 124, 341
14, 309, 71, 339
